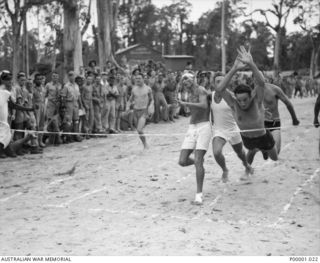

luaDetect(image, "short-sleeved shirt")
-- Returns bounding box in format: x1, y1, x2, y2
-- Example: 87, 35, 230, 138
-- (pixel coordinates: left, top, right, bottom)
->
45, 81, 62, 103
60, 82, 79, 102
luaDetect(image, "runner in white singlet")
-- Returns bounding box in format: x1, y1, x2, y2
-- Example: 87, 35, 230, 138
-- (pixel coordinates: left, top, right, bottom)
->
211, 74, 253, 182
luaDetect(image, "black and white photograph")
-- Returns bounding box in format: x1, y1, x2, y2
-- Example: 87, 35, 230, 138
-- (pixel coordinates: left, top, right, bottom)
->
0, 0, 319, 259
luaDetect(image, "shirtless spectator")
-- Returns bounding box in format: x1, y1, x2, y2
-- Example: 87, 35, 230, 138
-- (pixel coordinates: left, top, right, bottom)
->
293, 73, 303, 99
33, 74, 46, 147
164, 71, 179, 121
128, 73, 153, 149
153, 73, 169, 123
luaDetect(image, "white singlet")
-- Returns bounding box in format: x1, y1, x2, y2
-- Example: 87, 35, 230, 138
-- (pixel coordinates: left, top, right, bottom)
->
211, 91, 242, 145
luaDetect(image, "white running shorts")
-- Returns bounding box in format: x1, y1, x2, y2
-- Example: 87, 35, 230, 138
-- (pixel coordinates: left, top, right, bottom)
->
181, 121, 212, 151
213, 128, 242, 145
0, 121, 12, 148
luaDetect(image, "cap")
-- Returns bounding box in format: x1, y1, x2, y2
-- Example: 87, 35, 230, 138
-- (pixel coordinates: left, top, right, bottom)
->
17, 72, 26, 78
0, 70, 12, 81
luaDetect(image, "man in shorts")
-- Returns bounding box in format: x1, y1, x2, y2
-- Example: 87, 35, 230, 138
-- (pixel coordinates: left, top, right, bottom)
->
263, 82, 300, 157
178, 73, 211, 205
216, 46, 278, 165
128, 72, 153, 149
211, 73, 253, 182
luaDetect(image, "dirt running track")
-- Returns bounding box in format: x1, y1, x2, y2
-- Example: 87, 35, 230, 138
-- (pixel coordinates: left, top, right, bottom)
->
0, 97, 319, 256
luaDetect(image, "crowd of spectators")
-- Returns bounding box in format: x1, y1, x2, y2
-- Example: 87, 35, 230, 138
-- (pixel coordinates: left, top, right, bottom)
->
0, 59, 319, 159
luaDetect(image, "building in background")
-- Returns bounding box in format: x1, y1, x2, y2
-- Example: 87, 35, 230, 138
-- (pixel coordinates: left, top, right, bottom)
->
115, 43, 194, 71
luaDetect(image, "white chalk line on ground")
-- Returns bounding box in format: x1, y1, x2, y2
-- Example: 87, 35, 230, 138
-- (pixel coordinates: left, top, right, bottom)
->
255, 128, 311, 170
0, 192, 23, 203
268, 167, 320, 229
191, 128, 312, 225
45, 187, 108, 208
86, 205, 320, 230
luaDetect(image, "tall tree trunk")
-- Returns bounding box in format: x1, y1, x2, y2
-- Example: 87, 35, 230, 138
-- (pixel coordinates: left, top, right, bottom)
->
63, 0, 83, 78
51, 36, 58, 71
310, 48, 316, 78
23, 16, 29, 77
11, 19, 21, 82
273, 29, 281, 76
314, 46, 320, 76
96, 0, 113, 71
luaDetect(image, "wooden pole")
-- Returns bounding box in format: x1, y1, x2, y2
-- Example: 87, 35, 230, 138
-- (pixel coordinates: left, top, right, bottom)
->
221, 0, 226, 74
24, 14, 29, 77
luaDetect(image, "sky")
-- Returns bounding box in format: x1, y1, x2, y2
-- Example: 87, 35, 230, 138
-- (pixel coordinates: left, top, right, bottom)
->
152, 0, 319, 33
19, 0, 319, 49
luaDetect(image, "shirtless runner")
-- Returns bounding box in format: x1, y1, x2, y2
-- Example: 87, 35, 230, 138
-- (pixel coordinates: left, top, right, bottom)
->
216, 46, 278, 164
178, 73, 211, 205
211, 73, 253, 182
258, 82, 300, 161
128, 73, 153, 149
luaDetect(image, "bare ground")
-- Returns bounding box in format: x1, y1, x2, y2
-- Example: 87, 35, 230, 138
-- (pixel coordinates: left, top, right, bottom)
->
0, 97, 319, 256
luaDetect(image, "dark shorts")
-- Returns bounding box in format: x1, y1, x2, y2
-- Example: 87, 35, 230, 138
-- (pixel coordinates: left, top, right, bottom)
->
241, 130, 275, 151
264, 120, 281, 132
133, 109, 148, 122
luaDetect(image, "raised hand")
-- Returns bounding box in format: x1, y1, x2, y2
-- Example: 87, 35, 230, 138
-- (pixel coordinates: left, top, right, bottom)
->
237, 45, 253, 65
233, 56, 247, 71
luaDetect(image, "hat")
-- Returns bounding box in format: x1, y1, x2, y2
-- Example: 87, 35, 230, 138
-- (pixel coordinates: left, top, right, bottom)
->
132, 68, 141, 75
17, 72, 26, 78
181, 73, 194, 81
0, 70, 12, 81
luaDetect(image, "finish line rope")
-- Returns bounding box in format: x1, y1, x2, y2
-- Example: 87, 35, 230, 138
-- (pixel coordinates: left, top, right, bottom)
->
10, 123, 314, 138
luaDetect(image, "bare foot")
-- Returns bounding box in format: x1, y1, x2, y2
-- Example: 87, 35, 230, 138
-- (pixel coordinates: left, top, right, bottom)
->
245, 165, 254, 175
221, 169, 229, 183
240, 173, 250, 181
143, 144, 150, 150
